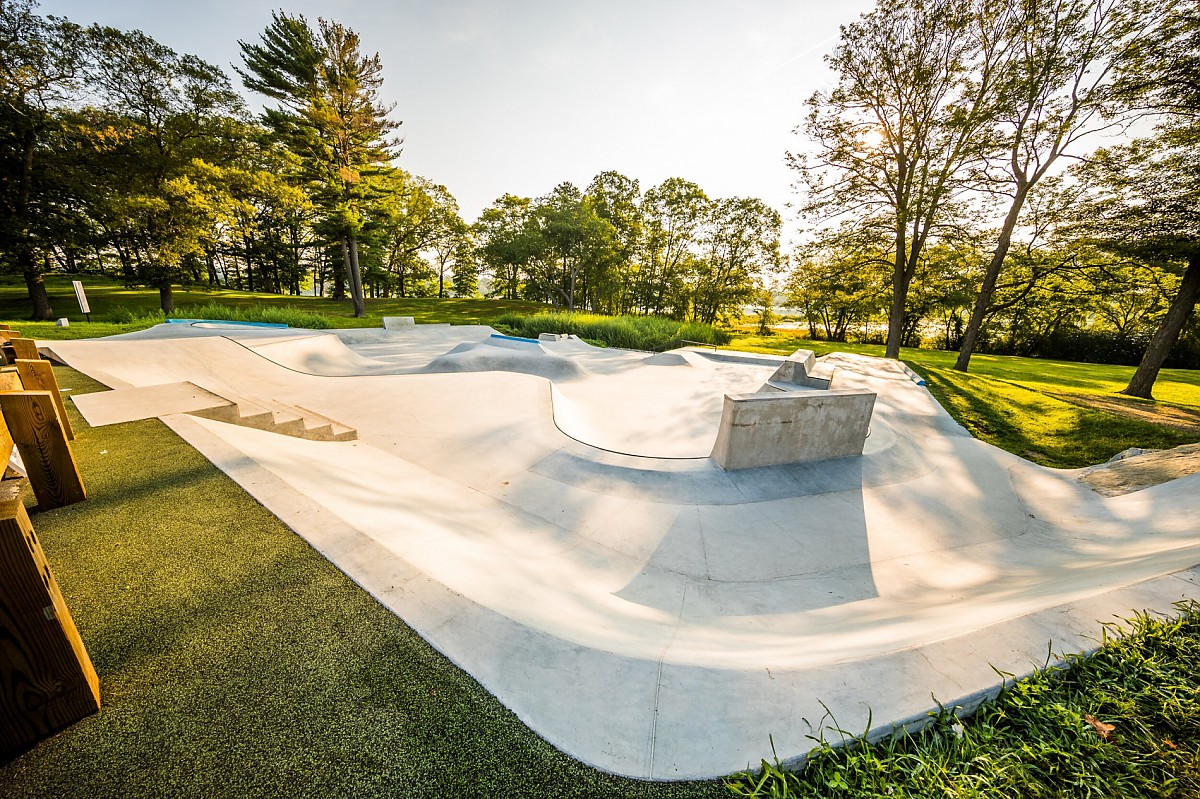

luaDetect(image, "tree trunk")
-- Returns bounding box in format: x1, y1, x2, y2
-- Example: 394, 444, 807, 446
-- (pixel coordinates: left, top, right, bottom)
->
1121, 253, 1200, 399
884, 266, 911, 359
884, 221, 914, 359
345, 237, 366, 317
21, 255, 54, 321
955, 186, 1028, 372
159, 283, 175, 315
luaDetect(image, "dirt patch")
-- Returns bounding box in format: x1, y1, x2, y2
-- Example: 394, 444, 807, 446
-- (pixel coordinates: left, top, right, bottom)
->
1050, 392, 1200, 434
1078, 442, 1200, 497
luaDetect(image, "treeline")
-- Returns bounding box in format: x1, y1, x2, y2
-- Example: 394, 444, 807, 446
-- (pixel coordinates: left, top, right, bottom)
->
0, 1, 781, 327
476, 176, 780, 324
0, 2, 476, 316
793, 0, 1200, 397
786, 236, 1200, 369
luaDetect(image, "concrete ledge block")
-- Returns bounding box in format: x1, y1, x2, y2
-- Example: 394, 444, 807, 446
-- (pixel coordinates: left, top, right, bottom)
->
382, 316, 415, 329
710, 389, 876, 470
770, 349, 827, 387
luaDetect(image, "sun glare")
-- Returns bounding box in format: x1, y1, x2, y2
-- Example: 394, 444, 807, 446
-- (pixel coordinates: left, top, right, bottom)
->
858, 127, 886, 153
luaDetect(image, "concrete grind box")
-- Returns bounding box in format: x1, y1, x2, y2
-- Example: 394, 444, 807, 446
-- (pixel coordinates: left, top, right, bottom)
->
710, 389, 877, 470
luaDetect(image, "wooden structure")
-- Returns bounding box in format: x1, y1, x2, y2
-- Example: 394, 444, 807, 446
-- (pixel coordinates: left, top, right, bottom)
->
0, 423, 100, 757
15, 360, 73, 440
0, 391, 85, 510
8, 338, 39, 362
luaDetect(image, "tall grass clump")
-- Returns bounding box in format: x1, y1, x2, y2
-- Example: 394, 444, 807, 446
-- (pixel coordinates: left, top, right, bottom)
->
105, 306, 166, 325
172, 302, 332, 329
726, 600, 1200, 798
493, 312, 730, 351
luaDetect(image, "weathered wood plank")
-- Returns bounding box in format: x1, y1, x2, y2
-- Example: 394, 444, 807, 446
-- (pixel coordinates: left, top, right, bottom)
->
15, 360, 73, 441
9, 338, 39, 361
0, 331, 23, 341
0, 478, 100, 757
0, 392, 86, 509
0, 404, 12, 466
0, 370, 22, 392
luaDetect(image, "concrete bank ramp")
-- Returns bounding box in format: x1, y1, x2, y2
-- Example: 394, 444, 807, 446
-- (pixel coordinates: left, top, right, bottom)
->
421, 338, 589, 380
242, 333, 406, 376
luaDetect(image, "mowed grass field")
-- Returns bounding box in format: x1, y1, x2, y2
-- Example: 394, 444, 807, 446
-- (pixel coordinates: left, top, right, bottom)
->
0, 274, 547, 339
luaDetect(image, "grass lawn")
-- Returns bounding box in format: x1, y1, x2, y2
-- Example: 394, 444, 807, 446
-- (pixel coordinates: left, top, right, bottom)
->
727, 604, 1200, 798
728, 330, 1200, 468
0, 367, 723, 799
0, 274, 547, 339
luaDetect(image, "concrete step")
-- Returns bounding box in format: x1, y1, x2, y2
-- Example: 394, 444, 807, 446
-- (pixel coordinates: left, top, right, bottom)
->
187, 387, 357, 442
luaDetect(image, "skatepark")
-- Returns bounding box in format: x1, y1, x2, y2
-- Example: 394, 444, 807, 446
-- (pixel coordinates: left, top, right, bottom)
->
44, 320, 1200, 780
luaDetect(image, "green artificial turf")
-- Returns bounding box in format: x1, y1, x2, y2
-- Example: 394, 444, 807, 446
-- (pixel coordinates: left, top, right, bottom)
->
0, 367, 723, 799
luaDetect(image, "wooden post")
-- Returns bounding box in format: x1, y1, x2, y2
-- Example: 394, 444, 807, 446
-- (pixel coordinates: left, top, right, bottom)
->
15, 360, 73, 440
0, 478, 101, 757
0, 392, 85, 510
9, 338, 39, 361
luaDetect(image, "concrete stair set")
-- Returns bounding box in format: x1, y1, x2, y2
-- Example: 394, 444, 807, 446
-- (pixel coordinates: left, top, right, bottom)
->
189, 392, 357, 442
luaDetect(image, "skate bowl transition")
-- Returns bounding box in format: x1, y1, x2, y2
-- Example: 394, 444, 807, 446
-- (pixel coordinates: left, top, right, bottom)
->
45, 321, 1200, 780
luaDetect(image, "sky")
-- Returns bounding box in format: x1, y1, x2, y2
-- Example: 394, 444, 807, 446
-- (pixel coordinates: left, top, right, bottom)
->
34, 0, 876, 244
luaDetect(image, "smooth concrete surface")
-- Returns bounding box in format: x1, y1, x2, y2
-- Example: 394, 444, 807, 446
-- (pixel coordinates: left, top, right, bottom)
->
45, 322, 1200, 780
71, 381, 231, 426
710, 389, 877, 469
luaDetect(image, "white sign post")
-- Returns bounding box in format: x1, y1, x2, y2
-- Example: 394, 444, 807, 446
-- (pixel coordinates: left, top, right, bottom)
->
72, 280, 91, 322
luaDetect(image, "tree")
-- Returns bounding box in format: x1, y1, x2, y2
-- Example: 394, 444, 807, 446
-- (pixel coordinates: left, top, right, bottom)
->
640, 178, 710, 318
692, 197, 781, 324
239, 12, 400, 317
585, 171, 643, 314
794, 0, 1008, 359
0, 0, 85, 318
785, 224, 892, 341
1067, 0, 1200, 398
528, 182, 618, 312
953, 0, 1144, 372
475, 194, 535, 300
1074, 126, 1200, 398
84, 24, 245, 313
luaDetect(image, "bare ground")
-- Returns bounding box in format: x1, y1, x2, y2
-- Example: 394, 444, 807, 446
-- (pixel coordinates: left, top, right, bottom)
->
1045, 393, 1200, 496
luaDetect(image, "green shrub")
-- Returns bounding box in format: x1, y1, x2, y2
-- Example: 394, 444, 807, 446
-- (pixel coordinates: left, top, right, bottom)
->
105, 305, 164, 325
173, 302, 331, 329
493, 312, 730, 351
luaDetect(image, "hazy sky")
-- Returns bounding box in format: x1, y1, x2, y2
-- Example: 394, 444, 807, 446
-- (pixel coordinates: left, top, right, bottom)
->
34, 0, 875, 243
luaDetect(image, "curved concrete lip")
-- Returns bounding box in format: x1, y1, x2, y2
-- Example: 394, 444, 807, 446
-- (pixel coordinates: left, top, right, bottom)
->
49, 323, 1200, 780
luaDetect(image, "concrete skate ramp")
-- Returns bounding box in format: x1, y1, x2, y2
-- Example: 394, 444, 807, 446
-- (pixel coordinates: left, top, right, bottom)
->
549, 353, 776, 457
422, 339, 589, 380
239, 333, 410, 376
45, 323, 1200, 781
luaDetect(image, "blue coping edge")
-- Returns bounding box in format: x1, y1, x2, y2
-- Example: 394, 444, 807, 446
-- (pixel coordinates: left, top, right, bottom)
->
166, 319, 290, 329
901, 363, 927, 386
489, 333, 540, 343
